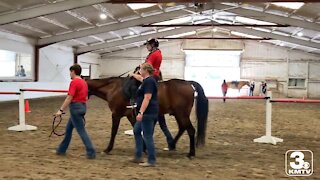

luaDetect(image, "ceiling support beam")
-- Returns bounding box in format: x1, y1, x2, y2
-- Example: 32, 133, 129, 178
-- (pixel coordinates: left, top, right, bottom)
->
110, 0, 320, 2
225, 27, 320, 49
213, 4, 320, 32
0, 0, 109, 25
38, 5, 213, 46
142, 24, 289, 27
158, 37, 271, 40
76, 27, 201, 54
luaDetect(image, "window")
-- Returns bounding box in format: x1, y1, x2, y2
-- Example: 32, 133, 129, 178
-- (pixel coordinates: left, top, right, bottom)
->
288, 78, 305, 88
0, 49, 32, 81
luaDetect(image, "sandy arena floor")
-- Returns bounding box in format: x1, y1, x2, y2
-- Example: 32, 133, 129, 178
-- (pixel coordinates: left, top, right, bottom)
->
0, 96, 319, 179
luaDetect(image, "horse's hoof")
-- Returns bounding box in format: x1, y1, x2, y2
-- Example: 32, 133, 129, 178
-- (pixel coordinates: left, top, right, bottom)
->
163, 147, 176, 151
187, 154, 195, 159
103, 149, 112, 155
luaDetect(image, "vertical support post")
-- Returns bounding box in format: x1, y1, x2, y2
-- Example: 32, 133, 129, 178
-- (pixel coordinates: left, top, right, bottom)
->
35, 46, 40, 82
74, 53, 78, 64
254, 91, 283, 145
19, 87, 26, 126
8, 85, 37, 131
306, 61, 309, 98
266, 90, 272, 137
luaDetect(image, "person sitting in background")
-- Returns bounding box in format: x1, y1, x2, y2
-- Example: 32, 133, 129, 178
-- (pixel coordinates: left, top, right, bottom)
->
16, 66, 21, 77
221, 79, 228, 103
16, 65, 26, 77
20, 65, 26, 77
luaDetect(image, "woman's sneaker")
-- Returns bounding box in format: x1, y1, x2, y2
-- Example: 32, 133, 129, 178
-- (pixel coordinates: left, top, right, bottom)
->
131, 158, 143, 163
139, 162, 155, 167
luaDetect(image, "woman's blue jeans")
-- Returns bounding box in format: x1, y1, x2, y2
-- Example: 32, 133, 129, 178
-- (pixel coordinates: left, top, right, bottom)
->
56, 103, 96, 158
134, 114, 157, 165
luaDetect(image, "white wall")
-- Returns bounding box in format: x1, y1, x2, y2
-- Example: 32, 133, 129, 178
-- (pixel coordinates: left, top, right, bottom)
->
100, 39, 320, 98
100, 40, 185, 79
0, 33, 100, 101
241, 41, 320, 97
78, 53, 101, 79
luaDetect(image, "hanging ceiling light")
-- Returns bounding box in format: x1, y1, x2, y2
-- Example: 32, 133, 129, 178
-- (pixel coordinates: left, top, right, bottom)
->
297, 32, 303, 37
272, 2, 304, 10
100, 13, 107, 20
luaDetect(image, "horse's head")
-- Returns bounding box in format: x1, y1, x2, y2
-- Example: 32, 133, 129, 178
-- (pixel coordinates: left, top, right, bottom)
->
86, 78, 107, 99
86, 79, 94, 99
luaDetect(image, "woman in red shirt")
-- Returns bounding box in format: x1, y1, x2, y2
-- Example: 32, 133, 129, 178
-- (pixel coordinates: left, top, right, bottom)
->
221, 79, 228, 103
132, 38, 162, 81
54, 64, 96, 159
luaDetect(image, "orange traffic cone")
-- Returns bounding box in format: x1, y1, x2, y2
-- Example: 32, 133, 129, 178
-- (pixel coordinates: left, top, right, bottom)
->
25, 100, 31, 113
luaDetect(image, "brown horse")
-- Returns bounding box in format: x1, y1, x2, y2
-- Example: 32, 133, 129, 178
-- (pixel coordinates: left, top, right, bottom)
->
86, 77, 208, 157
226, 80, 250, 92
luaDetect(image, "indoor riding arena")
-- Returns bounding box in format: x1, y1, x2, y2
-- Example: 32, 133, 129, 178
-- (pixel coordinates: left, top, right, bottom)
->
0, 0, 319, 179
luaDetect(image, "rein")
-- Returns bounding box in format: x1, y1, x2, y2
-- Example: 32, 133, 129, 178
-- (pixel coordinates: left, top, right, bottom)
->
118, 70, 131, 77
49, 114, 86, 137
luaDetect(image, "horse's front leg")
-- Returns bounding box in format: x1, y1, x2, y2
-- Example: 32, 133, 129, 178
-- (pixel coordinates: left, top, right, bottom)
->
104, 114, 121, 154
126, 114, 136, 127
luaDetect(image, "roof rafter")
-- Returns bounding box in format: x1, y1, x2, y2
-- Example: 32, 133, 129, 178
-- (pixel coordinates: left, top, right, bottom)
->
76, 26, 201, 54
13, 22, 51, 35
225, 26, 320, 49
0, 0, 109, 25
213, 4, 320, 32
37, 16, 71, 30
38, 5, 213, 46
65, 10, 95, 26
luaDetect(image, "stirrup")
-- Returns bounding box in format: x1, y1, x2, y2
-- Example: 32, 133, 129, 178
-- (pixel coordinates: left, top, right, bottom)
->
126, 104, 137, 109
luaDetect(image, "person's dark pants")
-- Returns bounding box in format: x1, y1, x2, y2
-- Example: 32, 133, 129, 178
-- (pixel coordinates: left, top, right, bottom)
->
222, 91, 227, 102
155, 115, 174, 149
134, 114, 157, 165
153, 75, 174, 149
249, 88, 254, 96
56, 103, 96, 158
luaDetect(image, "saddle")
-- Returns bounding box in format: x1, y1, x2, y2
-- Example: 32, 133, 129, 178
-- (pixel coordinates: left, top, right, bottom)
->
122, 77, 141, 102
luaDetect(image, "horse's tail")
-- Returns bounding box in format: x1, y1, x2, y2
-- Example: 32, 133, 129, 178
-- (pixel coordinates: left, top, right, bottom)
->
190, 81, 209, 147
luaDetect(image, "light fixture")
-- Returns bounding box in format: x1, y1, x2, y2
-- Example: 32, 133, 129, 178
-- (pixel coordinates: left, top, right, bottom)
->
272, 2, 304, 10
129, 31, 134, 35
297, 32, 303, 37
212, 28, 217, 32
100, 13, 107, 20
127, 3, 156, 10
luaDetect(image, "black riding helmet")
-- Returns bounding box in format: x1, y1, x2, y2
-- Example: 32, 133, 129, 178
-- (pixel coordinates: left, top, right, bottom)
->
144, 38, 159, 48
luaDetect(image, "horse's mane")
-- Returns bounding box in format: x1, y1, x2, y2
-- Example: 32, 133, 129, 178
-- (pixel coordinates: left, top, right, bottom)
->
92, 76, 124, 81
91, 76, 126, 83
88, 77, 127, 91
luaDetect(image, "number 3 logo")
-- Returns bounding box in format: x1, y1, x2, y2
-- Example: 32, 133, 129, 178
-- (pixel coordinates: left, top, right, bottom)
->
290, 151, 305, 169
